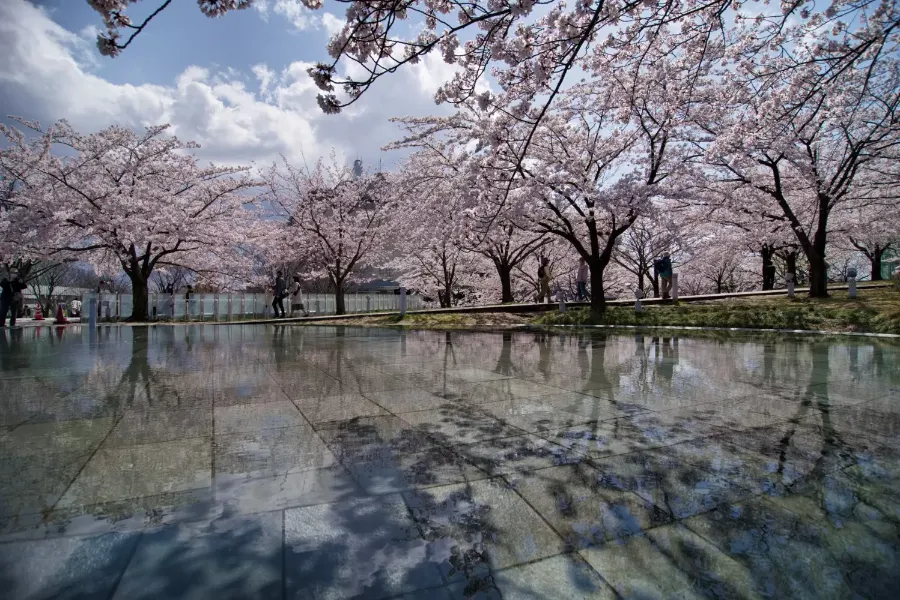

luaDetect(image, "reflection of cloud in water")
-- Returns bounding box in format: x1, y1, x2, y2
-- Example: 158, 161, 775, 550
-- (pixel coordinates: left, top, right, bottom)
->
0, 326, 897, 598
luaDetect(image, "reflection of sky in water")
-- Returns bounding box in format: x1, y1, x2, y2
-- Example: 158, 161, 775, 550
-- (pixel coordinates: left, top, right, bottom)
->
0, 325, 897, 599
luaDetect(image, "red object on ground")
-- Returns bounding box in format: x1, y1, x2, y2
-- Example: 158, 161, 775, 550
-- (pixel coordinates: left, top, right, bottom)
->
34, 305, 44, 320
54, 304, 68, 324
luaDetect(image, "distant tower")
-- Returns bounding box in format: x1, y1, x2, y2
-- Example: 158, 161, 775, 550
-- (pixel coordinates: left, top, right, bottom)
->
352, 159, 363, 178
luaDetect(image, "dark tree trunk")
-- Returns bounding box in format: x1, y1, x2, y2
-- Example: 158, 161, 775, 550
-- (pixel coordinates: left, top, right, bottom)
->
807, 254, 828, 298
871, 248, 884, 281
335, 279, 346, 315
589, 262, 605, 316
497, 262, 514, 303
129, 273, 149, 321
761, 244, 776, 290
806, 200, 829, 298
443, 282, 453, 308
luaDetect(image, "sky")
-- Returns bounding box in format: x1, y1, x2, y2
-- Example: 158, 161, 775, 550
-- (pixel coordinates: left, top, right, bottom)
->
0, 0, 461, 169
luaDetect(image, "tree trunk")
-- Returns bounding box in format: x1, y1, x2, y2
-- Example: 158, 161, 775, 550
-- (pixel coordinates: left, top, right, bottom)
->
871, 250, 883, 281
761, 245, 775, 290
589, 262, 605, 317
807, 254, 828, 298
497, 263, 514, 303
335, 279, 346, 315
129, 273, 149, 321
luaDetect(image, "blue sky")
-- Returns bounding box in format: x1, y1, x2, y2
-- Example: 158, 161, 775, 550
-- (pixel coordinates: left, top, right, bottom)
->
0, 0, 456, 168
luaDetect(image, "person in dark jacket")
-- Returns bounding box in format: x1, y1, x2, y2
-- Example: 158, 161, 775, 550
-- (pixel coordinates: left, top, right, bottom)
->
272, 271, 286, 318
654, 254, 673, 299
1, 269, 27, 327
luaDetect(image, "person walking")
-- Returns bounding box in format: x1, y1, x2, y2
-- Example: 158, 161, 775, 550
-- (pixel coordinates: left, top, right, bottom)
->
537, 258, 552, 304
184, 285, 194, 318
575, 258, 589, 301
654, 254, 673, 300
289, 275, 310, 317
1, 269, 27, 328
272, 271, 286, 318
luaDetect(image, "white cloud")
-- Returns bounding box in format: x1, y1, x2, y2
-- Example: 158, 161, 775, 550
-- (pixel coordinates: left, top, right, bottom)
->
0, 0, 458, 169
252, 63, 276, 101
321, 13, 345, 37
272, 0, 317, 30
254, 0, 270, 21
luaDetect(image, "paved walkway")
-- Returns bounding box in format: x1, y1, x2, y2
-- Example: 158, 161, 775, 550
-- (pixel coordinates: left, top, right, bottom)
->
0, 326, 898, 598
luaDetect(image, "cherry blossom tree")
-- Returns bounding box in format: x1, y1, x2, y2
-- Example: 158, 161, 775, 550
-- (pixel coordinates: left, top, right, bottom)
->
89, 1, 900, 160
389, 38, 692, 314
259, 155, 392, 315
0, 118, 259, 320
842, 203, 899, 281
387, 124, 549, 304
382, 154, 477, 307
697, 40, 900, 297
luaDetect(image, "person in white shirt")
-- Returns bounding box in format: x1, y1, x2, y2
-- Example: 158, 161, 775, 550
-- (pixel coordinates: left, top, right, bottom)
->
289, 275, 310, 317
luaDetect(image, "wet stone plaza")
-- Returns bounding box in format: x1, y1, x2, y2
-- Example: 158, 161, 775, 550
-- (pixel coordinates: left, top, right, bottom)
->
0, 324, 898, 599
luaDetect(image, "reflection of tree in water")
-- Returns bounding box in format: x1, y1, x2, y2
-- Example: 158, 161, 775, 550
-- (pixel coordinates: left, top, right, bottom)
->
0, 328, 26, 372
773, 341, 851, 487
494, 332, 513, 376
111, 327, 154, 412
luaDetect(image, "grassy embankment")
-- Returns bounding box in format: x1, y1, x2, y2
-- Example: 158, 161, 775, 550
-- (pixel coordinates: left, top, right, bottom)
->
316, 285, 900, 334
536, 285, 900, 334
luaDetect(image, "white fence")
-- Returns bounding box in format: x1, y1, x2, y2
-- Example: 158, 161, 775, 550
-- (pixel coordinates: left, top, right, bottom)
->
80, 291, 424, 321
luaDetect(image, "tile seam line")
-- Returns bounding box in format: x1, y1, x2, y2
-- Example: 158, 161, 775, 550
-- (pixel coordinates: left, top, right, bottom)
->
103, 529, 144, 600
47, 342, 177, 513
47, 381, 153, 513
257, 356, 364, 498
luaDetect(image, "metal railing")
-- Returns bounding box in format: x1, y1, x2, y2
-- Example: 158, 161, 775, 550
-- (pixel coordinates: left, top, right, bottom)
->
80, 291, 424, 322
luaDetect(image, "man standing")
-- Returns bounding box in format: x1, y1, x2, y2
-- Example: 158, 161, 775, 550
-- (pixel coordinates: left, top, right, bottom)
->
272, 271, 286, 318
654, 254, 673, 300
1, 269, 27, 327
575, 258, 589, 301
537, 258, 552, 303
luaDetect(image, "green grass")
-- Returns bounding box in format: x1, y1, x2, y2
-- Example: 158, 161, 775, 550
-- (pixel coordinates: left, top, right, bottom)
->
304, 310, 536, 329
535, 287, 900, 334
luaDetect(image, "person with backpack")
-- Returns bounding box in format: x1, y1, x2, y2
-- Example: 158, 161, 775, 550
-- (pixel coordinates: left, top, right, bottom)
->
0, 269, 27, 328
272, 271, 287, 318
654, 254, 673, 300
289, 275, 310, 317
